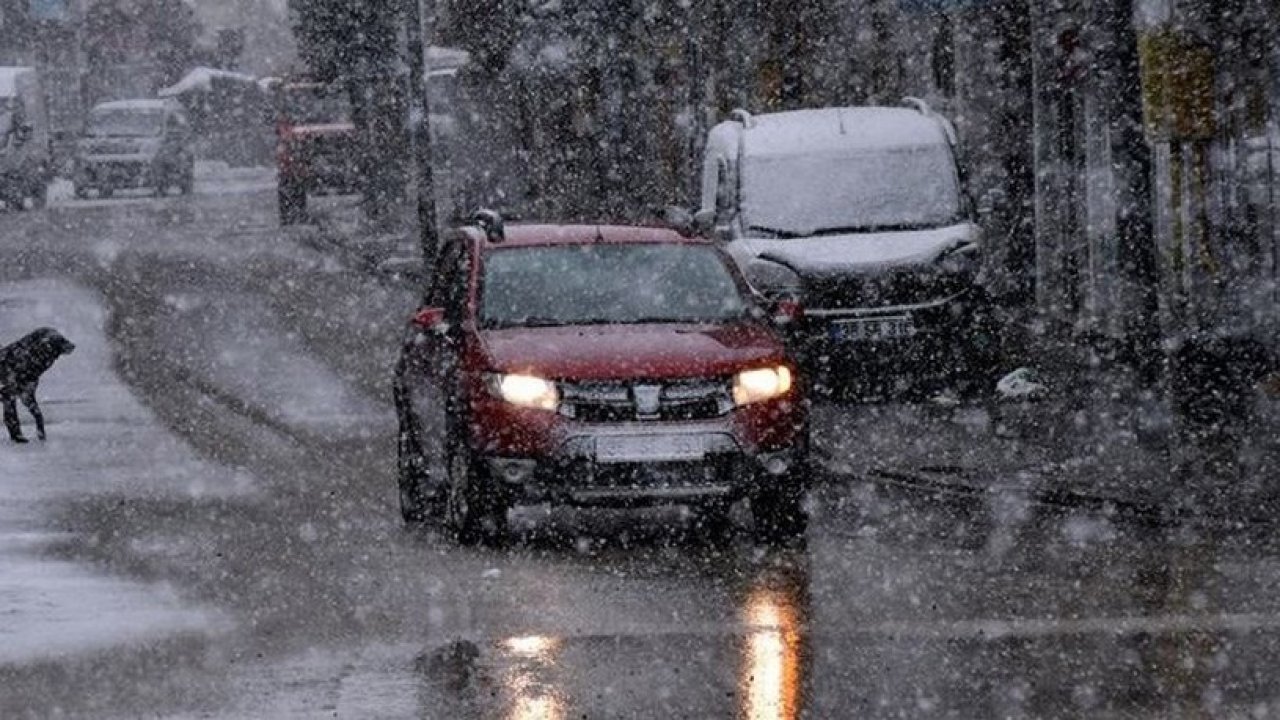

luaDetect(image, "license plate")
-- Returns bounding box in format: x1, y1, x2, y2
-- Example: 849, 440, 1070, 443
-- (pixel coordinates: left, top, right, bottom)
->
595, 434, 707, 463
830, 317, 916, 342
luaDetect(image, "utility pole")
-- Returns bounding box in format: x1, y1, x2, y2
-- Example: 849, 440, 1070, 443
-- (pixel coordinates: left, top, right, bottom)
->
405, 0, 439, 282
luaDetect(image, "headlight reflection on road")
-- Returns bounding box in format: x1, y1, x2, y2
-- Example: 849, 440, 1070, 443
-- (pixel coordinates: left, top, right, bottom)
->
743, 589, 803, 720
501, 634, 565, 720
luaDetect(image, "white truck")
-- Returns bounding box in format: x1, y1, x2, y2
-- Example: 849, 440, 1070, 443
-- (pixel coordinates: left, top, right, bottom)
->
694, 100, 998, 395
0, 67, 52, 210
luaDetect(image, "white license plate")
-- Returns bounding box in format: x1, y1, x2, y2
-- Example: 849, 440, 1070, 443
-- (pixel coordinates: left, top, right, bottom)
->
830, 317, 916, 342
595, 434, 707, 463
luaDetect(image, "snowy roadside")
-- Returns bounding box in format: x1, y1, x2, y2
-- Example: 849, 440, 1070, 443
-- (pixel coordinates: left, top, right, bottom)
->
0, 279, 238, 664
45, 161, 276, 208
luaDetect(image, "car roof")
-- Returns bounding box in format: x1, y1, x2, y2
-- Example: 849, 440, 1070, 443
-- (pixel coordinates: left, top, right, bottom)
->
93, 99, 171, 112
466, 224, 705, 249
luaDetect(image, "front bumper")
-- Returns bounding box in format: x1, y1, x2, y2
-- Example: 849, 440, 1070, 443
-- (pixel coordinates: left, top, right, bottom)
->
77, 156, 155, 187
794, 291, 988, 380
480, 422, 806, 507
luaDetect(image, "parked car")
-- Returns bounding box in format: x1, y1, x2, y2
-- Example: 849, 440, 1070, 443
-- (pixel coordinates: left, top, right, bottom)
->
73, 99, 194, 199
694, 100, 999, 396
0, 66, 52, 210
273, 80, 358, 225
393, 212, 810, 544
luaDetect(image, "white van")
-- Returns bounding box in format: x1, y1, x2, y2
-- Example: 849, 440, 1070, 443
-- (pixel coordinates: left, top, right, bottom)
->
696, 100, 996, 393
0, 67, 52, 210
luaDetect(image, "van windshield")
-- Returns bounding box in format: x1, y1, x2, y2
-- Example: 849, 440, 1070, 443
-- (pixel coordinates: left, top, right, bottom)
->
87, 108, 164, 137
741, 145, 963, 237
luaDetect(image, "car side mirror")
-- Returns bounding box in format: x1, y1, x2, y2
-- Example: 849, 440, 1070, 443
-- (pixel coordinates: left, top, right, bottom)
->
411, 306, 449, 335
664, 206, 695, 237
768, 296, 804, 327
692, 209, 716, 238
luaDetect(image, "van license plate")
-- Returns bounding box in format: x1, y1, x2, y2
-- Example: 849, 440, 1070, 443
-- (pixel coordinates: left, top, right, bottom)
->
596, 435, 707, 463
830, 317, 916, 342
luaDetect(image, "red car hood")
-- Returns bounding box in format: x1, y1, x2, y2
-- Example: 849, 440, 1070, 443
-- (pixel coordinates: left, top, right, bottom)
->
480, 322, 789, 380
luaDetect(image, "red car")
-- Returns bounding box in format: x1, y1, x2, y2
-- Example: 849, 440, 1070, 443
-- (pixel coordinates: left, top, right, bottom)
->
393, 212, 810, 544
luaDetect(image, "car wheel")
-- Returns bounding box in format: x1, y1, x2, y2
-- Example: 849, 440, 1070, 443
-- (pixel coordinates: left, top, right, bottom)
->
278, 176, 307, 225
444, 437, 508, 545
73, 184, 90, 200
689, 500, 735, 544
397, 428, 437, 525
179, 164, 195, 195
29, 182, 46, 210
99, 185, 114, 199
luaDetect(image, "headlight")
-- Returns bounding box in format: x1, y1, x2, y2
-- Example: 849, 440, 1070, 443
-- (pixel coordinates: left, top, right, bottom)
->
732, 366, 793, 406
489, 373, 558, 410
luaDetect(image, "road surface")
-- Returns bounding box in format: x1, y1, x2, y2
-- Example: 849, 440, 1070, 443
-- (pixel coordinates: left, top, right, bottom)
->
2, 171, 1279, 719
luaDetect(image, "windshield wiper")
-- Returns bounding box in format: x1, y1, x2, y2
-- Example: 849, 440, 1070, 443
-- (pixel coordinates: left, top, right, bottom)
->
811, 221, 953, 235
748, 225, 811, 239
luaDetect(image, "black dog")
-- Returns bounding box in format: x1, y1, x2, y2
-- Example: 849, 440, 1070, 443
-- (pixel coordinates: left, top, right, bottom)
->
1, 327, 75, 443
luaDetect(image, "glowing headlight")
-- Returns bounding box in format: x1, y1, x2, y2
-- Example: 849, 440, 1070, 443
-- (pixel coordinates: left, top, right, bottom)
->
491, 373, 559, 410
732, 366, 793, 406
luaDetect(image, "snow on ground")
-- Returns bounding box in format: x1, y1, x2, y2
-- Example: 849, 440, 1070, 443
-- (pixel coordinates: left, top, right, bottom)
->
46, 161, 276, 208
0, 279, 237, 663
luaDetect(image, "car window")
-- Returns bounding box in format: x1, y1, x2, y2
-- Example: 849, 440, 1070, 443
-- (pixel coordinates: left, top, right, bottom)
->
87, 108, 165, 137
480, 244, 748, 328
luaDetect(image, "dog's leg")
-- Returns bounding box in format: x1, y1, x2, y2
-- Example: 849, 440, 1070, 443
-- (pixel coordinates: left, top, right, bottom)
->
2, 394, 25, 443
20, 386, 45, 441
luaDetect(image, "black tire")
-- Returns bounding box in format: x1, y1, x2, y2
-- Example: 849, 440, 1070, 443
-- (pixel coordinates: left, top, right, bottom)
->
179, 162, 195, 195
689, 500, 735, 544
73, 183, 90, 200
29, 182, 46, 210
752, 488, 808, 544
278, 176, 307, 225
99, 186, 114, 199
751, 438, 812, 544
444, 436, 509, 545
397, 428, 436, 525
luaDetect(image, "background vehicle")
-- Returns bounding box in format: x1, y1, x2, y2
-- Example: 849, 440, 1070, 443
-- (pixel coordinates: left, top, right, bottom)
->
393, 214, 810, 544
696, 100, 998, 396
273, 81, 357, 225
0, 67, 52, 210
73, 99, 194, 199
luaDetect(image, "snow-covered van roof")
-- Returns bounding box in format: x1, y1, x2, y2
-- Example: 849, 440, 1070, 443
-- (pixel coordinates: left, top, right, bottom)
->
92, 99, 171, 112
715, 106, 954, 160
158, 67, 257, 97
0, 66, 36, 97
746, 107, 950, 157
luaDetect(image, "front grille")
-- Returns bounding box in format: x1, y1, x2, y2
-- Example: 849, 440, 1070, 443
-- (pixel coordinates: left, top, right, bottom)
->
804, 271, 968, 310
560, 379, 732, 422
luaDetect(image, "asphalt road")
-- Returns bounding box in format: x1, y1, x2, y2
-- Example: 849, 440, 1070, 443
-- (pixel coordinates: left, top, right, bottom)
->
2, 178, 1280, 719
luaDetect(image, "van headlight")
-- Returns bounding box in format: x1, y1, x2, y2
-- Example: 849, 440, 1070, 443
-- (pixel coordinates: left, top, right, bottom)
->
732, 366, 793, 406
746, 259, 803, 298
488, 373, 559, 410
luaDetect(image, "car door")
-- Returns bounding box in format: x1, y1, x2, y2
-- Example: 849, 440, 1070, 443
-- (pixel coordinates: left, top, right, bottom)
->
402, 236, 471, 488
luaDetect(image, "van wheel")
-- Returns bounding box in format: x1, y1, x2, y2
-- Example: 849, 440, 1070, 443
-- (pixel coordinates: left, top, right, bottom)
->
752, 489, 807, 544
444, 438, 508, 545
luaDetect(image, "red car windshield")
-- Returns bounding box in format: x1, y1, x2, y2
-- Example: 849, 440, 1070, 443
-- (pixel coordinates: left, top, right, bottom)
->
480, 244, 750, 328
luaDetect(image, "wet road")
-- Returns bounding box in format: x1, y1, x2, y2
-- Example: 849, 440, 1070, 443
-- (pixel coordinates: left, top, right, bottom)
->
2, 178, 1280, 718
